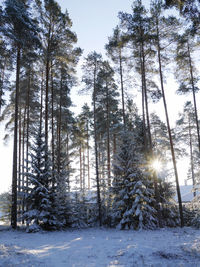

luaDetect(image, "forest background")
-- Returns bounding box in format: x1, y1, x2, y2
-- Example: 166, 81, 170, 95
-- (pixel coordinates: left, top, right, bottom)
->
1, 0, 200, 231
0, 0, 193, 194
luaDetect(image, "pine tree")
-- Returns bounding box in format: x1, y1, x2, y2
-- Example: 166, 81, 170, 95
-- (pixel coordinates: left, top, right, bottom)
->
176, 101, 199, 196
2, 0, 40, 229
35, 0, 81, 190
79, 104, 92, 189
71, 116, 88, 190
119, 1, 162, 223
119, 0, 161, 152
105, 26, 127, 126
175, 31, 200, 152
150, 113, 172, 171
82, 51, 103, 226
35, 0, 62, 149
96, 61, 120, 187
0, 38, 12, 114
0, 5, 12, 115
150, 0, 184, 226
165, 0, 200, 33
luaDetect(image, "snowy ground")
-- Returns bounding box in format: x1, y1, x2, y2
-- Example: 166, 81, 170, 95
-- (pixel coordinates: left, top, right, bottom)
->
0, 226, 200, 266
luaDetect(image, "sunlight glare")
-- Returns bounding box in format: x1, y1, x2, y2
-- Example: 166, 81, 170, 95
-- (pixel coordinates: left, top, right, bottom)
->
152, 159, 162, 172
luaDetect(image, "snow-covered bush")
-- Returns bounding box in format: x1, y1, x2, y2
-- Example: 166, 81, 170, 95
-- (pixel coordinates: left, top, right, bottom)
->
0, 191, 11, 222
70, 191, 90, 228
191, 213, 200, 228
182, 203, 200, 228
158, 181, 180, 227
160, 204, 180, 227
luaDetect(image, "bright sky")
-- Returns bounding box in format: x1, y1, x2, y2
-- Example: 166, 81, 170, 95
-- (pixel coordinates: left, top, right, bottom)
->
61, 0, 133, 56
0, 0, 194, 193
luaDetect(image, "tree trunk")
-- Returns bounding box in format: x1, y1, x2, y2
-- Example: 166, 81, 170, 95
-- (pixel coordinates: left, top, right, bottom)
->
50, 64, 55, 187
139, 45, 147, 152
18, 106, 22, 193
83, 147, 86, 190
156, 19, 184, 227
79, 146, 82, 190
66, 131, 70, 191
187, 41, 200, 153
21, 103, 27, 224
106, 80, 111, 187
140, 40, 161, 224
57, 74, 62, 176
86, 121, 90, 189
188, 115, 196, 197
0, 57, 7, 114
25, 67, 31, 217
93, 66, 102, 226
11, 45, 21, 229
113, 133, 117, 155
45, 33, 50, 150
119, 49, 126, 126
39, 71, 44, 131
141, 42, 152, 150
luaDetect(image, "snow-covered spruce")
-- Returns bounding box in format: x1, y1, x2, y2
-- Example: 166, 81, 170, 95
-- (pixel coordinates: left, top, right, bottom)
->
22, 126, 64, 231
111, 131, 157, 230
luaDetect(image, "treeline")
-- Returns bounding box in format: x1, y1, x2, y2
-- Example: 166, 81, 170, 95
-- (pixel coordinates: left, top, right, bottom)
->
0, 0, 200, 231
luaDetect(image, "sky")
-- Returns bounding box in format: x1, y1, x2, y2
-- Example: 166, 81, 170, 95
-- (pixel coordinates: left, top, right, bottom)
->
0, 0, 195, 193
61, 0, 133, 56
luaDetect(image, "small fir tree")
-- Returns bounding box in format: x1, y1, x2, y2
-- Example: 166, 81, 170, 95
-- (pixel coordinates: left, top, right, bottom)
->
53, 141, 71, 228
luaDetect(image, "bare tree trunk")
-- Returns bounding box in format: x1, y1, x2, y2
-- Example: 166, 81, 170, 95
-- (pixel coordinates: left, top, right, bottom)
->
66, 131, 70, 190
156, 20, 183, 227
119, 49, 126, 126
18, 105, 22, 221
11, 45, 21, 229
79, 146, 82, 190
141, 43, 152, 150
45, 56, 49, 149
83, 148, 86, 190
106, 80, 111, 187
50, 63, 55, 187
0, 58, 7, 115
57, 74, 62, 176
21, 104, 27, 224
188, 115, 196, 197
86, 121, 90, 189
113, 133, 117, 155
140, 41, 161, 225
25, 68, 31, 217
139, 46, 147, 152
45, 24, 51, 150
187, 41, 200, 153
40, 71, 44, 130
93, 66, 102, 226
18, 106, 22, 193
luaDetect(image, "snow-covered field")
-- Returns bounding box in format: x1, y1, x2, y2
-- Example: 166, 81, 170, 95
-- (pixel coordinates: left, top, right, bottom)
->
0, 226, 200, 266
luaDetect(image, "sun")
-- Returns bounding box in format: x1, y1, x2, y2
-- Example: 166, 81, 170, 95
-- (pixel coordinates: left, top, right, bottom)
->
152, 159, 162, 172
